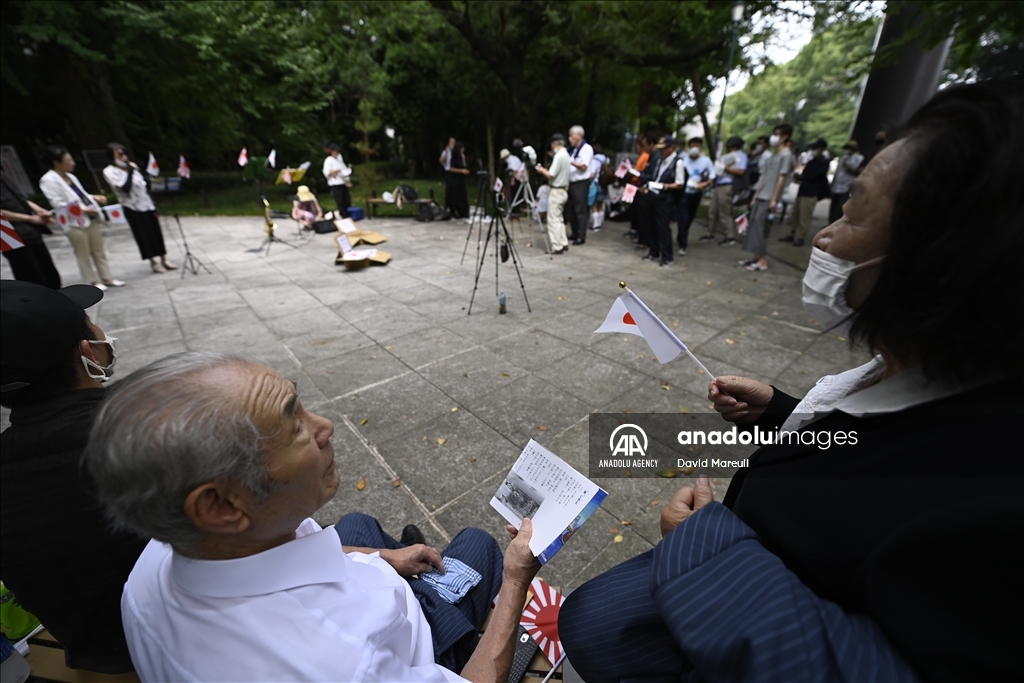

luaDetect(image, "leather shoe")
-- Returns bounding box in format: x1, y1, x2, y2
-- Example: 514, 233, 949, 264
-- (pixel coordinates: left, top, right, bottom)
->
400, 524, 426, 546
572, 239, 585, 245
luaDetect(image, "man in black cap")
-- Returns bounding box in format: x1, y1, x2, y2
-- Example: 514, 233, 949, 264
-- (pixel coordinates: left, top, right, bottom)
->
1, 280, 145, 674
782, 137, 829, 247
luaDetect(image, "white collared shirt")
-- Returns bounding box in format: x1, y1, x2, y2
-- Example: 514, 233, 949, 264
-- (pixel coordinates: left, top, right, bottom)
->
780, 355, 967, 433
322, 155, 352, 187
568, 142, 594, 183
103, 165, 156, 212
39, 170, 101, 228
122, 518, 466, 682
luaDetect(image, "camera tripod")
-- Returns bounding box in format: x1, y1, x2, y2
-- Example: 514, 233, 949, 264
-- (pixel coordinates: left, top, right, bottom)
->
506, 171, 549, 253
467, 178, 531, 316
460, 172, 491, 266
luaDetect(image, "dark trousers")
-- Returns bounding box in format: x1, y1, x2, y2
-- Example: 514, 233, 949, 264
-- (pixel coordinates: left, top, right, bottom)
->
2, 240, 61, 289
650, 195, 674, 263
334, 513, 503, 673
330, 185, 351, 218
829, 192, 848, 224
560, 549, 691, 683
633, 192, 653, 247
123, 208, 167, 260
678, 192, 702, 250
565, 180, 590, 241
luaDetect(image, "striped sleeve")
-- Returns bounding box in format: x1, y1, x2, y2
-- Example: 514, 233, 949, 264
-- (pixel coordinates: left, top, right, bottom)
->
651, 503, 920, 682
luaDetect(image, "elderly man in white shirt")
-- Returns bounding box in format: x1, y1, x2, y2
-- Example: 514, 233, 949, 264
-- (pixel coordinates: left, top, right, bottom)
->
565, 125, 594, 245
322, 142, 353, 218
86, 352, 539, 683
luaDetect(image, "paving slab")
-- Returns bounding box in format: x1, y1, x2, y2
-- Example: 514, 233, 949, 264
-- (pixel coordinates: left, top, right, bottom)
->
1, 204, 855, 587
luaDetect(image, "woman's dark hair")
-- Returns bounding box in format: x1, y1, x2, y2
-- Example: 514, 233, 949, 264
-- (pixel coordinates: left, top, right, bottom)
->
0, 321, 96, 409
107, 142, 127, 161
326, 142, 341, 153
850, 78, 1024, 385
43, 145, 70, 167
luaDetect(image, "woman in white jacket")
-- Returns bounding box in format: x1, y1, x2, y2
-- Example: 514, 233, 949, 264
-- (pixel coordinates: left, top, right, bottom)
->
39, 146, 125, 290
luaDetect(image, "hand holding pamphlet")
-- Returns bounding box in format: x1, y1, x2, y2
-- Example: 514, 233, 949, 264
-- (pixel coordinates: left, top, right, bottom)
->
491, 440, 607, 565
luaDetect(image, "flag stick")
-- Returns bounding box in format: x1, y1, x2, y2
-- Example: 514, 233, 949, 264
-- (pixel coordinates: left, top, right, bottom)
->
619, 281, 716, 380
540, 654, 566, 683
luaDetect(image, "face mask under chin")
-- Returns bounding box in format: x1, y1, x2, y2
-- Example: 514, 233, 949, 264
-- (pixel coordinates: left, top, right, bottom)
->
81, 335, 118, 382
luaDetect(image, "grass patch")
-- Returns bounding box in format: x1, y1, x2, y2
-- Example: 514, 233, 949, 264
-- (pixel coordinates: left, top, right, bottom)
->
139, 164, 446, 218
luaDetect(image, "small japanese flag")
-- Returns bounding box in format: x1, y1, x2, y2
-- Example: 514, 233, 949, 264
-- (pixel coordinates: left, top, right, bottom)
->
621, 184, 638, 204
614, 158, 631, 179
146, 152, 160, 177
177, 155, 191, 179
735, 212, 748, 235
282, 167, 292, 185
238, 147, 248, 167
1, 219, 25, 252
493, 177, 503, 193
267, 149, 276, 168
103, 204, 128, 224
520, 578, 565, 664
596, 291, 687, 363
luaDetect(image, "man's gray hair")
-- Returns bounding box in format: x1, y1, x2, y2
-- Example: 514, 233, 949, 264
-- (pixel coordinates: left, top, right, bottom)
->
569, 125, 585, 137
85, 351, 274, 550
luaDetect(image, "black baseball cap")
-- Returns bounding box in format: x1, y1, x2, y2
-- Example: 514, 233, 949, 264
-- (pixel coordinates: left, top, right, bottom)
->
1, 280, 103, 392
550, 133, 566, 145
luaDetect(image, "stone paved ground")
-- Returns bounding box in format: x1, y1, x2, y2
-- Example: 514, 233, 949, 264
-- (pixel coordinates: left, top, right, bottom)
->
1, 200, 867, 592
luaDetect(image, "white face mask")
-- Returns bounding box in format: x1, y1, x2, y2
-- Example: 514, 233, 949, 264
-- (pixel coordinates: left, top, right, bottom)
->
115, 159, 128, 168
769, 134, 781, 147
81, 334, 118, 382
802, 248, 885, 335
687, 147, 701, 159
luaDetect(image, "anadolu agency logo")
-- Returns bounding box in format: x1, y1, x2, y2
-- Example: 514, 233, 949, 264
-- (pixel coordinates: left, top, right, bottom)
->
602, 424, 658, 467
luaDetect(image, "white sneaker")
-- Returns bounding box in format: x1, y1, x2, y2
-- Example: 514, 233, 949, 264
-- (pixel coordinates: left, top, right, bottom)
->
105, 279, 127, 287
678, 248, 687, 256
91, 282, 108, 291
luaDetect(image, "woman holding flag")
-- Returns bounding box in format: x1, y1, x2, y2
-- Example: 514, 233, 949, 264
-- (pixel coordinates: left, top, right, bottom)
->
560, 79, 1022, 682
102, 143, 176, 274
39, 146, 125, 290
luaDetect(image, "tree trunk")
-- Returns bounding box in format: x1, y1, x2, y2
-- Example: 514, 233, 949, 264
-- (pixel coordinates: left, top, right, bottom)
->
690, 66, 716, 162
90, 62, 132, 155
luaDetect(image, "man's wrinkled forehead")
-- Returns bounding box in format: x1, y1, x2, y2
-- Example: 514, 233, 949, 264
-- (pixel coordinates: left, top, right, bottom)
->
207, 362, 297, 428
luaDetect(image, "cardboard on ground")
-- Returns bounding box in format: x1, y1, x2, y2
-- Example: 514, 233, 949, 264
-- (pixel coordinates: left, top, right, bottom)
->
335, 232, 391, 266
335, 219, 386, 246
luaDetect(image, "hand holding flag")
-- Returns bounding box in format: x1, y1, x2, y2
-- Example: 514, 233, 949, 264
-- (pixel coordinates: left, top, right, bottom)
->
595, 283, 714, 378
520, 578, 565, 665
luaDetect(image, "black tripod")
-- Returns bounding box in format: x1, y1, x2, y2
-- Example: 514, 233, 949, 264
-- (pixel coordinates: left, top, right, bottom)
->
460, 172, 490, 266
158, 194, 210, 278
467, 183, 531, 315
249, 197, 296, 255
171, 209, 210, 278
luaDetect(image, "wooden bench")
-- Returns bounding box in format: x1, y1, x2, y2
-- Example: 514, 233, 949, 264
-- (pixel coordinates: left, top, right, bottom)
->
22, 629, 140, 683
365, 189, 437, 218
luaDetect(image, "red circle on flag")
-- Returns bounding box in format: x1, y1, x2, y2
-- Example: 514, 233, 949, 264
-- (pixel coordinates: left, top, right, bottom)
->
622, 312, 636, 325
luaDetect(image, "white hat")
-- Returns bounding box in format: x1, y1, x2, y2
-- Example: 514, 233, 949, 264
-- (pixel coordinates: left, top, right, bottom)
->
499, 148, 510, 160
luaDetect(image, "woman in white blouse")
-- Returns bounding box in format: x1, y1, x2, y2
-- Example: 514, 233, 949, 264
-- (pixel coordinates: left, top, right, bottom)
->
102, 143, 176, 273
39, 146, 125, 290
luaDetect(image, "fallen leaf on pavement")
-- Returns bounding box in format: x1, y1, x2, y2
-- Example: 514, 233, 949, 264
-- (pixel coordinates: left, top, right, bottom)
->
360, 418, 369, 426
725, 338, 737, 345
538, 425, 548, 432
451, 407, 459, 412
660, 381, 670, 391
436, 438, 447, 445
392, 479, 402, 488
356, 478, 366, 491
613, 535, 624, 543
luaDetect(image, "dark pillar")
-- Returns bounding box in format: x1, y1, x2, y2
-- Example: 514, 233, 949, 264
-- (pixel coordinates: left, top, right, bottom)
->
850, 3, 952, 157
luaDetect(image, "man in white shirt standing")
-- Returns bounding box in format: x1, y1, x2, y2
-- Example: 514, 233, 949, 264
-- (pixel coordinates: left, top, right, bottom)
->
535, 134, 572, 255
565, 125, 594, 245
86, 352, 540, 683
321, 142, 352, 218
679, 137, 716, 256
